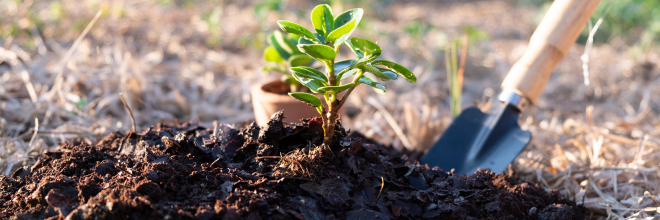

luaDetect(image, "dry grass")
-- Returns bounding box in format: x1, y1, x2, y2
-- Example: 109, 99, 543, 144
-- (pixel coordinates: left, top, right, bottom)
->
1, 0, 659, 218
260, 144, 329, 180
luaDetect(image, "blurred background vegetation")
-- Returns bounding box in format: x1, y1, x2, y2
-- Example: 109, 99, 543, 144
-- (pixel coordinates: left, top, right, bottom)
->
3, 0, 660, 49
519, 0, 660, 53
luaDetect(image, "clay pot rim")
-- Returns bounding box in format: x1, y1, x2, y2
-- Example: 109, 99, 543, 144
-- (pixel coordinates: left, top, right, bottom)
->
251, 80, 322, 104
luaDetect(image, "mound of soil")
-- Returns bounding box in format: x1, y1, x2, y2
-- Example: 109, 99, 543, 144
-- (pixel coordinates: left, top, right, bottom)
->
1, 112, 583, 220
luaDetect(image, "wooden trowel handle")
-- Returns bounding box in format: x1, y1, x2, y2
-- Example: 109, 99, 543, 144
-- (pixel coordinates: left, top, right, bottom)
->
501, 0, 601, 104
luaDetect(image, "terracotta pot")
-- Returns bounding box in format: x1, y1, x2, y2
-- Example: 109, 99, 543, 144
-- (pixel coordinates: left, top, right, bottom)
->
251, 80, 345, 127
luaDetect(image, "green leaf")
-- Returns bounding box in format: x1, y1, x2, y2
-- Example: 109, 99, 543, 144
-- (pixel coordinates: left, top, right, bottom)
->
288, 54, 315, 67
334, 59, 358, 81
298, 44, 336, 62
339, 69, 359, 81
289, 92, 323, 108
357, 75, 386, 93
264, 46, 284, 63
277, 20, 319, 43
282, 76, 300, 86
371, 60, 417, 83
269, 32, 291, 60
262, 66, 286, 73
311, 4, 334, 37
290, 66, 328, 82
350, 37, 381, 62
334, 59, 358, 72
298, 37, 315, 45
276, 31, 301, 55
292, 71, 325, 93
327, 20, 356, 47
361, 64, 396, 81
376, 67, 398, 80
327, 8, 363, 47
335, 59, 357, 73
318, 83, 354, 94
286, 33, 301, 43
314, 33, 326, 44
344, 41, 364, 58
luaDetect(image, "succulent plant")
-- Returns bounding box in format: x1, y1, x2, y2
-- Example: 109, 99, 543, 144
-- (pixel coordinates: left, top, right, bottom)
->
277, 4, 417, 147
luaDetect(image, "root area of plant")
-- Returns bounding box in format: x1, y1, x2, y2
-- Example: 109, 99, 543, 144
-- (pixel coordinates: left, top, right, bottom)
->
1, 112, 583, 220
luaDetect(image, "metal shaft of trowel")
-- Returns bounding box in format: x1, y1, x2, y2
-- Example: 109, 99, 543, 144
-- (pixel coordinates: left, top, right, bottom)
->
463, 89, 529, 163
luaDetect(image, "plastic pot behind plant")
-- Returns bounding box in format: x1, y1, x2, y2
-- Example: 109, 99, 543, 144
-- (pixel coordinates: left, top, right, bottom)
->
251, 80, 345, 127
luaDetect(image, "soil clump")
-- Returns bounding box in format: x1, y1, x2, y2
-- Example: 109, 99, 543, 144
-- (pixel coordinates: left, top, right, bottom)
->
0, 112, 584, 219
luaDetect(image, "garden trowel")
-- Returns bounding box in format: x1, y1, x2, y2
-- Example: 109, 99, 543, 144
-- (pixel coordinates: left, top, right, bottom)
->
421, 0, 601, 175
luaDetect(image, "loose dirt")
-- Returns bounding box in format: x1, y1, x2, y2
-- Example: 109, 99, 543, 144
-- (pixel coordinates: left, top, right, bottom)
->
1, 112, 583, 219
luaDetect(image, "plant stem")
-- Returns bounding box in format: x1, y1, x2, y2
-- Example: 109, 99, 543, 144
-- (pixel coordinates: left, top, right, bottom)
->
337, 69, 364, 110
323, 60, 338, 147
327, 60, 336, 86
328, 70, 366, 146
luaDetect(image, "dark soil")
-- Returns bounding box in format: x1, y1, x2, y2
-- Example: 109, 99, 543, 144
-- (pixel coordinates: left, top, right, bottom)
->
1, 112, 584, 220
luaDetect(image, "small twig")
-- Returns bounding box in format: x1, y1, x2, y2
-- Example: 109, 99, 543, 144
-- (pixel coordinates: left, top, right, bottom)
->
47, 10, 103, 102
367, 97, 413, 150
580, 2, 610, 86
255, 156, 284, 160
28, 118, 38, 147
119, 93, 137, 132
644, 191, 660, 206
3, 35, 13, 49
376, 176, 385, 201
337, 69, 365, 110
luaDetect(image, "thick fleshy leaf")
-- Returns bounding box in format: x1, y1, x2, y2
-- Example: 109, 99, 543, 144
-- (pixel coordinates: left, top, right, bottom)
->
311, 4, 334, 37
376, 67, 398, 80
298, 44, 336, 62
262, 66, 286, 73
334, 59, 358, 81
328, 8, 363, 47
318, 83, 354, 94
339, 69, 359, 81
298, 37, 315, 45
275, 31, 300, 56
264, 46, 284, 63
361, 64, 396, 81
327, 19, 356, 47
350, 37, 381, 62
277, 20, 319, 43
288, 54, 315, 67
357, 75, 386, 93
344, 41, 364, 58
371, 60, 417, 83
269, 33, 291, 60
292, 71, 325, 93
282, 76, 300, 86
290, 66, 328, 82
334, 59, 358, 72
314, 33, 326, 45
289, 92, 323, 114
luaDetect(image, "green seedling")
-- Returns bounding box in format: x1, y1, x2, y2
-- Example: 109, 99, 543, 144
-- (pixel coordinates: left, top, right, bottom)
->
263, 30, 315, 92
446, 26, 487, 118
277, 4, 417, 147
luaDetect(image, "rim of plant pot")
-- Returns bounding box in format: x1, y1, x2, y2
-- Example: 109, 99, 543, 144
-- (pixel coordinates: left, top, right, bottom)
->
251, 80, 345, 127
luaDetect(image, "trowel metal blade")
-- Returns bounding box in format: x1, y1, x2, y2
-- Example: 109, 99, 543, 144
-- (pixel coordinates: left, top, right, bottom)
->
421, 105, 531, 175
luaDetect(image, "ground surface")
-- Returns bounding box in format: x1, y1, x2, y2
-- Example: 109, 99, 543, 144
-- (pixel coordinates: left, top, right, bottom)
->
1, 0, 660, 218
1, 114, 583, 220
